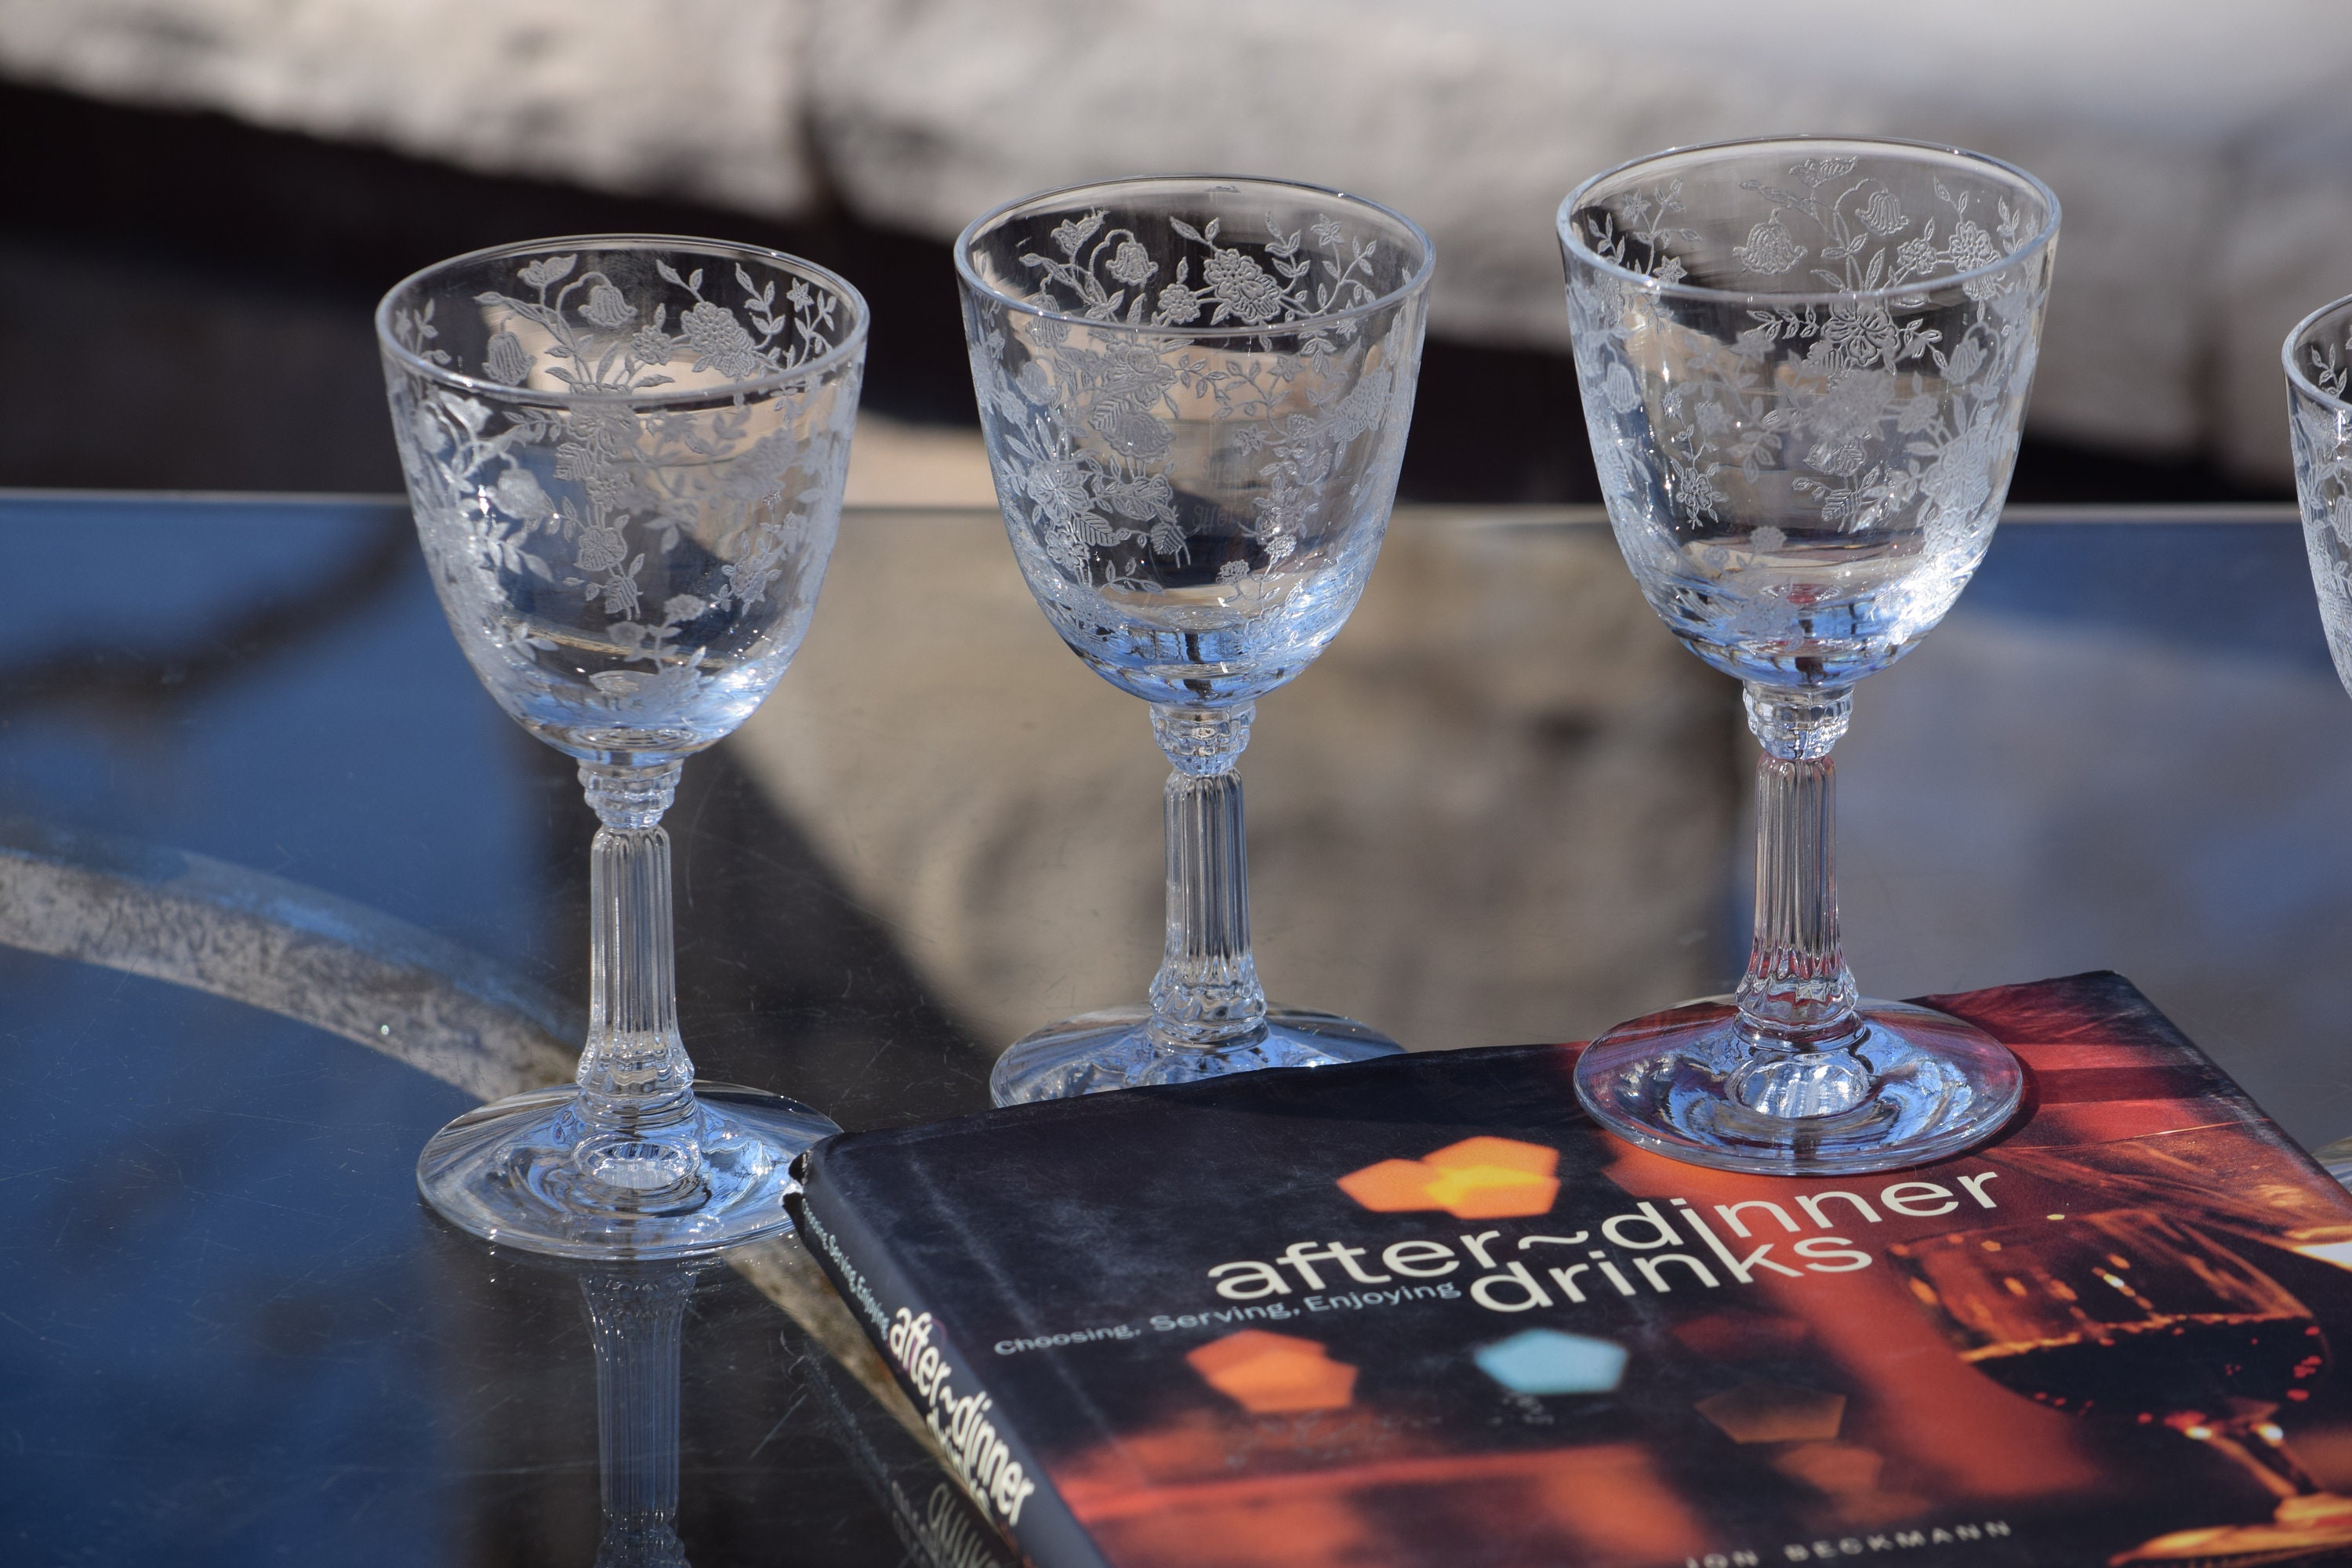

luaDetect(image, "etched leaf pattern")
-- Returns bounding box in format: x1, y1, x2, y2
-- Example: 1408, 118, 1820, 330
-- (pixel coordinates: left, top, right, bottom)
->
385, 250, 856, 728
969, 209, 1408, 595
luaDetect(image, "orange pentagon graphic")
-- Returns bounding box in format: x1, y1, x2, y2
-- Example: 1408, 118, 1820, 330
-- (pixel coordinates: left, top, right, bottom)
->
1334, 1136, 1560, 1219
1185, 1330, 1358, 1414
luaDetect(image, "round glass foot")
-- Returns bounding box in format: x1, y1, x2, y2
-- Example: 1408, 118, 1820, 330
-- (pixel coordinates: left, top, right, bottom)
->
416, 1080, 840, 1260
990, 1005, 1403, 1106
1573, 998, 2024, 1176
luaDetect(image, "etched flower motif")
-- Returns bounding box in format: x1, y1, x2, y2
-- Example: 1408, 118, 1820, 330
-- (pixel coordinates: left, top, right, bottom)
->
1016, 361, 1056, 405
1922, 421, 1998, 523
1824, 302, 1899, 366
1948, 220, 2002, 274
1806, 437, 1871, 479
1322, 368, 1392, 447
1203, 249, 1285, 325
517, 254, 577, 290
786, 278, 814, 310
662, 593, 708, 625
1051, 212, 1104, 258
630, 326, 673, 366
1602, 361, 1643, 415
1153, 281, 1203, 325
1106, 240, 1157, 286
1944, 333, 1987, 387
575, 524, 630, 573
1733, 221, 1805, 275
491, 466, 554, 521
680, 300, 766, 379
1311, 216, 1345, 248
484, 330, 533, 386
1857, 189, 1910, 236
1895, 235, 1940, 279
582, 282, 637, 329
1101, 473, 1176, 521
1792, 156, 1858, 187
1808, 370, 1893, 446
1022, 458, 1093, 524
1895, 394, 1944, 435
1098, 341, 1180, 406
1669, 458, 1726, 519
1091, 406, 1173, 461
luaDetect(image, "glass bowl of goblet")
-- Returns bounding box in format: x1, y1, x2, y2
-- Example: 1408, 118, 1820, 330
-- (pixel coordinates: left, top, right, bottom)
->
2290, 294, 2352, 710
2292, 297, 2352, 1195
958, 176, 1433, 1104
1559, 137, 2060, 1174
378, 234, 866, 1258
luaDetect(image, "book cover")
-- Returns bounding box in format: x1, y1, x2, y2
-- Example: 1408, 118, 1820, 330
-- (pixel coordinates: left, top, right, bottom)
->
790, 972, 2352, 1567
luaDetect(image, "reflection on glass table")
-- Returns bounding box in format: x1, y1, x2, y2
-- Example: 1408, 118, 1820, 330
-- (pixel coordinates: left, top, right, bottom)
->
11, 492, 2352, 1563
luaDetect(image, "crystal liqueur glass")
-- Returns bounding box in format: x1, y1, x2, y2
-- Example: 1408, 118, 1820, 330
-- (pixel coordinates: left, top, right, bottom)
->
2290, 295, 2352, 720
1559, 138, 2060, 1174
2291, 302, 2352, 1182
379, 236, 866, 1257
959, 176, 1433, 1104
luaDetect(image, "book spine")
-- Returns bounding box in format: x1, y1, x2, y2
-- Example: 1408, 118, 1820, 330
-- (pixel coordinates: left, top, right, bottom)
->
791, 1158, 1110, 1568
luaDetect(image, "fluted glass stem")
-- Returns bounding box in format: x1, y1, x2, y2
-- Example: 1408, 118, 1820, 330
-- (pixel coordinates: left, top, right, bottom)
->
583, 1267, 694, 1568
575, 762, 699, 1177
1147, 704, 1266, 1048
1733, 684, 1860, 1049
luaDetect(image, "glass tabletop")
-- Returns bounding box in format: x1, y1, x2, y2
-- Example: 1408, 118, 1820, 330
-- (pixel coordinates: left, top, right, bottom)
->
0, 491, 2339, 1564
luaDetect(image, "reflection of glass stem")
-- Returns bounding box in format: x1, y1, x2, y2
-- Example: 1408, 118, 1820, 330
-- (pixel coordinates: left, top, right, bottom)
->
1729, 684, 1869, 1114
1146, 704, 1265, 1048
583, 1266, 698, 1568
574, 763, 704, 1196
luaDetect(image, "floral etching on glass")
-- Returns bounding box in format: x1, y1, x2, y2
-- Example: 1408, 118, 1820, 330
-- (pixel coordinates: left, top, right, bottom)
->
384, 248, 859, 748
1564, 152, 2057, 666
968, 208, 1410, 607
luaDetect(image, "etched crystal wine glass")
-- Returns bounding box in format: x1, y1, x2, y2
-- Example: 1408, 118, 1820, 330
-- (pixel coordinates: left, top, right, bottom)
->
1559, 138, 2060, 1174
958, 176, 1433, 1105
2289, 295, 2352, 714
378, 236, 866, 1257
2292, 301, 2352, 1185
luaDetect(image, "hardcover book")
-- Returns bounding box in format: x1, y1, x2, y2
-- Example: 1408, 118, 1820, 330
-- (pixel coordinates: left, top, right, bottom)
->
790, 973, 2352, 1568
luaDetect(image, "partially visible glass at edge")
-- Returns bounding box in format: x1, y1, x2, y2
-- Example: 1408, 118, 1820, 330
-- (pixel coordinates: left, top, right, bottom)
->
2289, 294, 2352, 703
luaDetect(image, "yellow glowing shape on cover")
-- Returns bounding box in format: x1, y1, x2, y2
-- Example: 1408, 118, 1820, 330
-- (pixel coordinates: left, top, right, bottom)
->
1334, 1137, 1561, 1219
1185, 1330, 1357, 1414
1695, 1381, 1847, 1444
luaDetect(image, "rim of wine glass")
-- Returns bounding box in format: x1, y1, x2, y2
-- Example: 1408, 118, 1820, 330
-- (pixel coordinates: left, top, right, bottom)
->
2285, 292, 2352, 412
954, 173, 1436, 336
374, 232, 872, 408
1557, 134, 2061, 308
